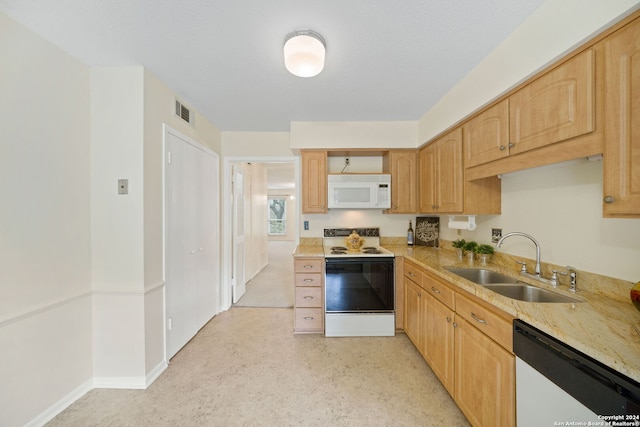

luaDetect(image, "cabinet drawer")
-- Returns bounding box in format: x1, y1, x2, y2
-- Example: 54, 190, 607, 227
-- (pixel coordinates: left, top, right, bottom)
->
295, 287, 322, 308
294, 258, 323, 274
456, 292, 513, 351
404, 261, 423, 285
295, 273, 322, 287
294, 308, 323, 331
423, 272, 455, 310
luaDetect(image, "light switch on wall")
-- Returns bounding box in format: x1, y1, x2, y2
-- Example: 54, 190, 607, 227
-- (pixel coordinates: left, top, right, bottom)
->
118, 179, 128, 195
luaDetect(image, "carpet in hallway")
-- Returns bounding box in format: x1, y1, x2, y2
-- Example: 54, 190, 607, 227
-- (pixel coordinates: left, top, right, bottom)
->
47, 307, 469, 426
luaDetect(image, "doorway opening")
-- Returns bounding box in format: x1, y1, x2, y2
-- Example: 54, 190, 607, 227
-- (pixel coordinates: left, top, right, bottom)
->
222, 157, 299, 310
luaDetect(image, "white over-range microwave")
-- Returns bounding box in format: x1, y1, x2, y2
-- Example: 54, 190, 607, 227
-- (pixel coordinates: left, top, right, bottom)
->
327, 174, 391, 209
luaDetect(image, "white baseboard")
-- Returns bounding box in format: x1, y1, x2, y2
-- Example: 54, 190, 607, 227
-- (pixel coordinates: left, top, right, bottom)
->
25, 379, 93, 427
27, 362, 168, 425
146, 360, 168, 387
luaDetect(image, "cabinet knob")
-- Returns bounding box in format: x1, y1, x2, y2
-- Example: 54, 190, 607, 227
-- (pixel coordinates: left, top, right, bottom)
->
304, 296, 314, 299
499, 145, 506, 151
508, 142, 514, 148
603, 196, 615, 204
303, 278, 314, 282
304, 316, 314, 320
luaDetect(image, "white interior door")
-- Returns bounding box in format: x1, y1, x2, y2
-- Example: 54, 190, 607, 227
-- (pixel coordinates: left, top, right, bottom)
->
232, 165, 246, 303
165, 127, 219, 359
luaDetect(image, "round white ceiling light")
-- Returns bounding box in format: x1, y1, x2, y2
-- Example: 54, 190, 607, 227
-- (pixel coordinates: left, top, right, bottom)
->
283, 30, 326, 78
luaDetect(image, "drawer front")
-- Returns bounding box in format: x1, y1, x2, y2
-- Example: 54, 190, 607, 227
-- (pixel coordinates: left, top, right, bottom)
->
294, 308, 323, 331
456, 292, 513, 351
295, 273, 322, 287
404, 261, 423, 286
295, 287, 322, 308
423, 272, 455, 310
294, 258, 323, 274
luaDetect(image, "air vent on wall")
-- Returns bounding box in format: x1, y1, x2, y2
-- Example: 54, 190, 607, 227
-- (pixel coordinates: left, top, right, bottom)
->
175, 99, 194, 126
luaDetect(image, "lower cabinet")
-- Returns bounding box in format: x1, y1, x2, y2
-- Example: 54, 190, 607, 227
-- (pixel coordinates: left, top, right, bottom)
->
293, 257, 324, 333
454, 315, 515, 427
403, 259, 515, 427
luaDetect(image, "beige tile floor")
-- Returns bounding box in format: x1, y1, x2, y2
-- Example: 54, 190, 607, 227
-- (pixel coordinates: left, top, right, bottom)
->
47, 307, 470, 426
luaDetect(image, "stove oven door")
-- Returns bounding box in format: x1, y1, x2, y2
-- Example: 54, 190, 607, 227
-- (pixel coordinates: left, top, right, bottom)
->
325, 257, 394, 312
325, 257, 395, 337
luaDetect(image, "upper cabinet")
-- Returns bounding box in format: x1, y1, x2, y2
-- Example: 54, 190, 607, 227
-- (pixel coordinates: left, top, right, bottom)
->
420, 129, 501, 215
383, 150, 418, 214
603, 16, 640, 218
463, 99, 510, 168
465, 47, 604, 180
301, 150, 327, 214
509, 48, 595, 155
419, 129, 464, 213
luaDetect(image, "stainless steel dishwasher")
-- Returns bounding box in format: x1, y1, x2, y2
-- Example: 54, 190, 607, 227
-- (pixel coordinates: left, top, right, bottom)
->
514, 319, 640, 426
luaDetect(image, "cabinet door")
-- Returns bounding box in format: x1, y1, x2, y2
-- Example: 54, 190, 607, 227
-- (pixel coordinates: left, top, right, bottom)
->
603, 18, 640, 217
404, 278, 423, 352
418, 143, 437, 213
463, 100, 510, 168
435, 129, 464, 213
384, 151, 418, 213
509, 49, 595, 155
301, 151, 327, 213
454, 316, 515, 427
424, 294, 455, 396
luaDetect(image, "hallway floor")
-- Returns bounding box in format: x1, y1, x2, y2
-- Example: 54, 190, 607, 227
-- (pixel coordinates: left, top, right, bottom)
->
47, 308, 469, 426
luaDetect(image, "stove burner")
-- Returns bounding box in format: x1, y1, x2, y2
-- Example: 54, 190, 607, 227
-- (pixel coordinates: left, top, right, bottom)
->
363, 247, 377, 250
331, 250, 347, 255
331, 246, 347, 251
362, 249, 382, 254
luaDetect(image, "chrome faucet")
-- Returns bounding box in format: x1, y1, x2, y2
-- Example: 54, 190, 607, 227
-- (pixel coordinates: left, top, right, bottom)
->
497, 232, 542, 275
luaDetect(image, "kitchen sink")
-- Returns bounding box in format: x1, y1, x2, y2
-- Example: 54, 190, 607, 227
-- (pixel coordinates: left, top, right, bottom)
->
444, 267, 580, 303
483, 284, 580, 303
443, 267, 519, 284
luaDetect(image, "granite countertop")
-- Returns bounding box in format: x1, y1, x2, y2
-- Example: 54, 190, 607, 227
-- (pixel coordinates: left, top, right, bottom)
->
293, 243, 640, 383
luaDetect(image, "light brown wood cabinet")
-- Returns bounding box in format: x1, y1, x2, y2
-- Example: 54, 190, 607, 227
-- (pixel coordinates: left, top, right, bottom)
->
301, 151, 327, 214
419, 128, 464, 213
422, 271, 455, 395
420, 129, 501, 214
603, 16, 640, 218
463, 100, 510, 168
383, 150, 418, 213
464, 47, 604, 181
293, 257, 324, 333
403, 259, 515, 427
510, 48, 596, 155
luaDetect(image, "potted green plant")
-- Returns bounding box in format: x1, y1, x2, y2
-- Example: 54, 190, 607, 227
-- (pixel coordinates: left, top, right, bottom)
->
462, 240, 478, 262
452, 239, 466, 259
474, 244, 495, 266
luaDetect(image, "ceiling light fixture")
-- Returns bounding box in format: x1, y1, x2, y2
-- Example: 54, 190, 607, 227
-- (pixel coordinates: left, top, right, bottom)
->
283, 29, 326, 78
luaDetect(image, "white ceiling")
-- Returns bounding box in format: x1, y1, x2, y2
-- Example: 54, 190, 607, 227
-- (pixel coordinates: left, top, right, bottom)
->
0, 0, 545, 132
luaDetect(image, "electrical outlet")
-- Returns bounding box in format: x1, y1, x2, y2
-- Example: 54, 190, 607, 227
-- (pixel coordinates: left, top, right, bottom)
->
491, 228, 502, 243
304, 221, 309, 231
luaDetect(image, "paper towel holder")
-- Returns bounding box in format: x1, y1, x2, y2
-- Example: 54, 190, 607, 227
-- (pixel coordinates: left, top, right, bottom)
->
448, 215, 477, 231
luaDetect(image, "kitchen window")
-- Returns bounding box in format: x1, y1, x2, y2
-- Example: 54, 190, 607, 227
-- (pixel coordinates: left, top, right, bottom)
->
268, 197, 286, 235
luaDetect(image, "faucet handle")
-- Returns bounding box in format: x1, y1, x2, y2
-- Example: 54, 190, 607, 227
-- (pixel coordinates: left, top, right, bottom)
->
565, 266, 578, 292
551, 269, 567, 287
516, 260, 528, 273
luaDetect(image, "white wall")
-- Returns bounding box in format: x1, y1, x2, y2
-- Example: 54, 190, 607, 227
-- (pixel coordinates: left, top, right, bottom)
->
291, 121, 417, 149
91, 66, 223, 385
0, 12, 93, 426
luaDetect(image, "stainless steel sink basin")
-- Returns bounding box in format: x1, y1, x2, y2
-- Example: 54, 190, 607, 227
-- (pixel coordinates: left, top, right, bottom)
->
443, 267, 519, 284
483, 284, 580, 303
443, 267, 580, 303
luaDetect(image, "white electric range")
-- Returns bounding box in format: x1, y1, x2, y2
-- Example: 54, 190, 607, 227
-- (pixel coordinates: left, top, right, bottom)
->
322, 228, 395, 337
